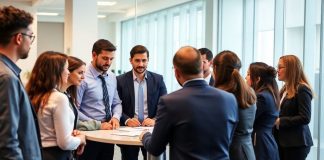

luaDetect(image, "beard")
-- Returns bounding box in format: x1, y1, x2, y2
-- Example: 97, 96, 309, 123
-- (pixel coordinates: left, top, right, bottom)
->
95, 59, 110, 72
17, 46, 29, 59
134, 66, 146, 74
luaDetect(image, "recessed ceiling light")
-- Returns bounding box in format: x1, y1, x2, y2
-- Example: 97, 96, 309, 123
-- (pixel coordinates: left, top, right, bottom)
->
37, 12, 59, 16
98, 15, 107, 18
97, 1, 117, 6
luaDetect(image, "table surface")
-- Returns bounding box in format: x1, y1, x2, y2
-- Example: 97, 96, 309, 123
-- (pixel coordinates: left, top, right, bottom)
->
82, 127, 152, 146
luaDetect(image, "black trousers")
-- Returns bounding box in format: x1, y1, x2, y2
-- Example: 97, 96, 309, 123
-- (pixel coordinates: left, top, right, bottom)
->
119, 145, 147, 160
78, 140, 114, 160
280, 146, 311, 160
43, 146, 73, 160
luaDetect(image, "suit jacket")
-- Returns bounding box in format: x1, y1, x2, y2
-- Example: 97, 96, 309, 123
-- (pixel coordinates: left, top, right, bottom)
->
278, 84, 313, 147
0, 54, 42, 160
252, 90, 279, 160
209, 75, 214, 86
142, 80, 238, 160
117, 71, 167, 125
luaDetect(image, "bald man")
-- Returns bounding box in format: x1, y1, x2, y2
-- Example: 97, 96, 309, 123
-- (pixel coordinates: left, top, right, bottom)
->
139, 46, 239, 160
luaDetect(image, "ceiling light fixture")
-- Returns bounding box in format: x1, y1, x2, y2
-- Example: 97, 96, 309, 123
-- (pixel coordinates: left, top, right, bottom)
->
98, 15, 107, 18
37, 12, 59, 16
97, 1, 117, 6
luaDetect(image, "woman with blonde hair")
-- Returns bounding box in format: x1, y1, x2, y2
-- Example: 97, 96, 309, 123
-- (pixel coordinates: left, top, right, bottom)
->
213, 50, 256, 160
26, 51, 86, 160
274, 55, 313, 160
246, 62, 279, 160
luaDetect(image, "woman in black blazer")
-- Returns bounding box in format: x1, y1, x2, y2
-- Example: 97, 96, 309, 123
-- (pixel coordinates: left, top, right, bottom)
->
246, 62, 280, 160
274, 55, 313, 160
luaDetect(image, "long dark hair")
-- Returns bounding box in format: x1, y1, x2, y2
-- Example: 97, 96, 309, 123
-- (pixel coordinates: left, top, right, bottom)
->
26, 51, 68, 112
249, 62, 280, 108
66, 56, 85, 106
213, 50, 256, 109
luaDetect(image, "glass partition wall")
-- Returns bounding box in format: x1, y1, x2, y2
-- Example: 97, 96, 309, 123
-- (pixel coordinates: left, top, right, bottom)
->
24, 0, 324, 159
117, 0, 323, 159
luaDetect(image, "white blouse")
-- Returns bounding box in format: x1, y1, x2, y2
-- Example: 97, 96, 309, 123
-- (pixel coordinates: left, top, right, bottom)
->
38, 89, 81, 150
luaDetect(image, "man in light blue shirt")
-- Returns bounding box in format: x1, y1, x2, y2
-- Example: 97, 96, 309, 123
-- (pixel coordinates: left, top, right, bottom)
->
77, 39, 122, 160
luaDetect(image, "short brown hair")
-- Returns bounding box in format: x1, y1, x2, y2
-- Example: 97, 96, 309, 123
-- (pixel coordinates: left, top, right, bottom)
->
92, 39, 116, 55
130, 45, 149, 58
0, 6, 33, 45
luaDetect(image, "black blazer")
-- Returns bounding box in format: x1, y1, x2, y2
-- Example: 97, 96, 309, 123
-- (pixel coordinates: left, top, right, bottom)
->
117, 71, 167, 125
278, 84, 313, 147
142, 80, 238, 160
209, 75, 214, 86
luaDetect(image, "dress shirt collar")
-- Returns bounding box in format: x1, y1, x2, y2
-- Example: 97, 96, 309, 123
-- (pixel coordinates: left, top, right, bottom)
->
132, 70, 147, 82
89, 62, 108, 78
183, 78, 204, 86
0, 53, 21, 77
204, 73, 212, 83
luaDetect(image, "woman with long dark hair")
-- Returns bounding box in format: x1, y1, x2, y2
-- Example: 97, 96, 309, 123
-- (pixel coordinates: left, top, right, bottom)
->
246, 62, 279, 160
213, 50, 256, 160
26, 51, 86, 160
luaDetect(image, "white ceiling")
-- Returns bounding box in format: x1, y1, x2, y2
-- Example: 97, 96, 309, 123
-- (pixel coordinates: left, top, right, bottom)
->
1, 0, 152, 16
1, 0, 192, 22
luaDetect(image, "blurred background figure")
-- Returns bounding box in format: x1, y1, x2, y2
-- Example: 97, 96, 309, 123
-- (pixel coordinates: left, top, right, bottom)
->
198, 48, 214, 86
213, 50, 256, 160
246, 62, 280, 160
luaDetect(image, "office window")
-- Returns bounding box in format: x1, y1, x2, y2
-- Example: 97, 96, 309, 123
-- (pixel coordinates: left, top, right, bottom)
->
217, 0, 243, 58
120, 0, 205, 92
255, 0, 275, 66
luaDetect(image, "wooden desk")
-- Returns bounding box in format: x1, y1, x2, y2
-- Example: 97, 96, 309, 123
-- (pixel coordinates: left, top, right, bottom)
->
83, 127, 166, 160
83, 129, 142, 146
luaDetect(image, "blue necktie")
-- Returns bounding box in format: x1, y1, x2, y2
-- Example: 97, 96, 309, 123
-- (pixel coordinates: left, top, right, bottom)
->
98, 75, 111, 121
138, 81, 144, 122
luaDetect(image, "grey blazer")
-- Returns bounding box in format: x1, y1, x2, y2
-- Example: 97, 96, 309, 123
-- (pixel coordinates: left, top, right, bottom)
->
0, 54, 42, 160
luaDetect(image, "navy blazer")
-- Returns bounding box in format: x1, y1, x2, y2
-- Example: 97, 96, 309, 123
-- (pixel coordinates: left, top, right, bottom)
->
142, 80, 238, 160
278, 84, 313, 147
252, 90, 279, 160
117, 71, 167, 125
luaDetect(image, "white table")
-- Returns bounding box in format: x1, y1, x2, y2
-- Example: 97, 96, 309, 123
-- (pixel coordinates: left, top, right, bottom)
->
82, 127, 166, 160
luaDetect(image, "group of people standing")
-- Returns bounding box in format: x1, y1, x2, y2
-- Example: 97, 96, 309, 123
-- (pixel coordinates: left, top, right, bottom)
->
0, 5, 313, 160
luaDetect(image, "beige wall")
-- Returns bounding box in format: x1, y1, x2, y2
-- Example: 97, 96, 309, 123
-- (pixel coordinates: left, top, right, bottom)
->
37, 22, 64, 55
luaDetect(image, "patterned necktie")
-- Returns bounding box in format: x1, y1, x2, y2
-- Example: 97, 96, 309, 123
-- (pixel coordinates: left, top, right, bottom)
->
98, 75, 111, 121
138, 81, 144, 122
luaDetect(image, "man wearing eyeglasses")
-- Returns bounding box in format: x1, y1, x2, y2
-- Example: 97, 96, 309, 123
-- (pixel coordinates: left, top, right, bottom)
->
0, 6, 42, 160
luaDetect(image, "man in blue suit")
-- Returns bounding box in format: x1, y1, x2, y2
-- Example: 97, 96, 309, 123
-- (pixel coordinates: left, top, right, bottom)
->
198, 48, 214, 86
140, 46, 239, 160
117, 45, 167, 160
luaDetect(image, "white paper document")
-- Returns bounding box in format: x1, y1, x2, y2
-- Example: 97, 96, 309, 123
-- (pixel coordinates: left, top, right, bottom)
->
110, 127, 153, 137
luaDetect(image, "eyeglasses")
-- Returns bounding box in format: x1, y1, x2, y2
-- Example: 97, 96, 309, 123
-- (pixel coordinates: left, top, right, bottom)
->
21, 33, 35, 44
